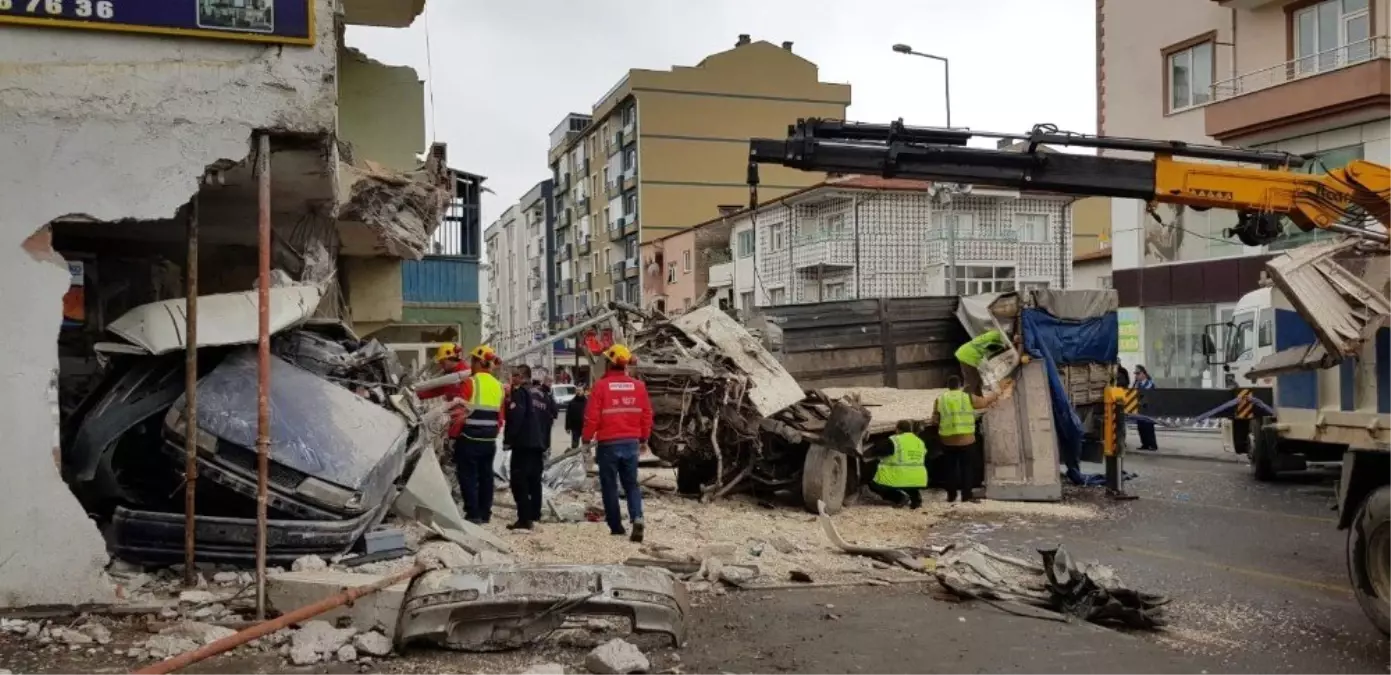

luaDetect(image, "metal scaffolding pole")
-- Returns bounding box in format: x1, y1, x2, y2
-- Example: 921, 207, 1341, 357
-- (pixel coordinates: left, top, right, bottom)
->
182, 193, 200, 587
254, 133, 272, 619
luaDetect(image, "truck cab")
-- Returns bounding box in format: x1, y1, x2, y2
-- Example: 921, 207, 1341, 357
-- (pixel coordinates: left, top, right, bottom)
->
1222, 287, 1276, 389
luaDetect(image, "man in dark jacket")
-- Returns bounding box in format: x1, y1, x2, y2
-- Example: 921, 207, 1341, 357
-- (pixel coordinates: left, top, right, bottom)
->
504, 365, 549, 530
564, 386, 589, 449
538, 381, 559, 454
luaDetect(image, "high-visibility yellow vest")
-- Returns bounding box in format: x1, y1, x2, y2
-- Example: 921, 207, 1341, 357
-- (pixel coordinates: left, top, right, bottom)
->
873, 432, 928, 488
462, 372, 504, 440
954, 329, 1005, 368
937, 390, 976, 438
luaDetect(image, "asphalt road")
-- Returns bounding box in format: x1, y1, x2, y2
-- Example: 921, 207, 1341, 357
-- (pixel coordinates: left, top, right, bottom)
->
1022, 453, 1383, 673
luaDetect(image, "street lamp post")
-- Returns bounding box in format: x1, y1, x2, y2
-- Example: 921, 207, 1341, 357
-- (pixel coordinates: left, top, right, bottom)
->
894, 43, 956, 293
891, 44, 951, 129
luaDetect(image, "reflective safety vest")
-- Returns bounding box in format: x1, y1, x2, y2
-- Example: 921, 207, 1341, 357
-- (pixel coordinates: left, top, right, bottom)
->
954, 329, 1005, 368
873, 432, 928, 489
937, 389, 976, 438
462, 372, 504, 440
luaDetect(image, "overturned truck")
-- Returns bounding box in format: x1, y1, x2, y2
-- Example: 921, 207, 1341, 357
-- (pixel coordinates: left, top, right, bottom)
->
630, 305, 953, 513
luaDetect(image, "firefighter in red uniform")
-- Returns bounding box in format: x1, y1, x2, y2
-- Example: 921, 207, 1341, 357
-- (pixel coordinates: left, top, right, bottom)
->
582, 344, 654, 542
417, 343, 470, 401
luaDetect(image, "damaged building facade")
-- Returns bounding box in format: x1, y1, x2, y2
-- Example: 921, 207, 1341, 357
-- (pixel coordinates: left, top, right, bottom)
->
0, 0, 448, 608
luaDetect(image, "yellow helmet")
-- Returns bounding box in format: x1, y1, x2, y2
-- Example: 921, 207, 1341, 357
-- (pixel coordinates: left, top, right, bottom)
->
468, 344, 498, 363
434, 343, 461, 363
602, 343, 634, 365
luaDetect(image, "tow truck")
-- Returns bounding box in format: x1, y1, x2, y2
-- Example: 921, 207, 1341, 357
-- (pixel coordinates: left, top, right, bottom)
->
745, 119, 1390, 634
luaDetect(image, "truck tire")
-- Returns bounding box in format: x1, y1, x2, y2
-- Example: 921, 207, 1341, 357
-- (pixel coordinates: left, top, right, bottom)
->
1348, 485, 1390, 636
1250, 422, 1279, 482
802, 444, 848, 515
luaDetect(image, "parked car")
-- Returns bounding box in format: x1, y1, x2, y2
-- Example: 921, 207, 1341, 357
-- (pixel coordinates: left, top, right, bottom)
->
551, 383, 576, 409
62, 287, 430, 565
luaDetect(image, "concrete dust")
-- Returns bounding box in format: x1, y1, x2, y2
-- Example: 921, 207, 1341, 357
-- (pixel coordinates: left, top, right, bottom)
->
485, 475, 1104, 587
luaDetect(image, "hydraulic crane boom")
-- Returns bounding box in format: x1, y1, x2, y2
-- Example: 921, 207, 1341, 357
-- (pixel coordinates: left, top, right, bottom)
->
747, 119, 1391, 246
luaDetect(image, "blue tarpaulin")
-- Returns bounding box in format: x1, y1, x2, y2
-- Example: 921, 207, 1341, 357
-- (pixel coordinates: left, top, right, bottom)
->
1020, 308, 1119, 478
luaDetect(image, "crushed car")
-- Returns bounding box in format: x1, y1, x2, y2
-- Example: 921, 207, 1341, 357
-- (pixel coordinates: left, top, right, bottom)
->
61, 286, 435, 565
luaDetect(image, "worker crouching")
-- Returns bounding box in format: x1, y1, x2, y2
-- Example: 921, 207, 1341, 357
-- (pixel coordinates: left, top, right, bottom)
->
869, 420, 928, 508
581, 344, 654, 543
450, 345, 505, 524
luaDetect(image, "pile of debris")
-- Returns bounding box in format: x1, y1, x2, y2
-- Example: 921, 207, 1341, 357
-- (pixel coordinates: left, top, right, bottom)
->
60, 287, 445, 565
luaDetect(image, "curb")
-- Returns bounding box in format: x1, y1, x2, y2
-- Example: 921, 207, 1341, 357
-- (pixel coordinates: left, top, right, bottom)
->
1131, 449, 1244, 465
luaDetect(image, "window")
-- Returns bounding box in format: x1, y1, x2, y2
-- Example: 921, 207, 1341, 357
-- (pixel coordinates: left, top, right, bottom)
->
825, 213, 847, 240
667, 262, 677, 284
1271, 144, 1364, 250
623, 148, 637, 172
1019, 281, 1051, 291
1166, 38, 1214, 112
932, 212, 980, 240
825, 282, 846, 301
798, 219, 823, 243
952, 265, 1016, 295
1295, 0, 1371, 74
769, 288, 786, 306
770, 224, 785, 251
737, 230, 755, 258
621, 105, 636, 127
1014, 213, 1050, 243
740, 291, 754, 313
623, 193, 637, 215
683, 249, 691, 272
1258, 308, 1274, 348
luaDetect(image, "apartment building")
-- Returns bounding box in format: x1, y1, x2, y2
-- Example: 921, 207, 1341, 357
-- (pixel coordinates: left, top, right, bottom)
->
484, 204, 526, 358
1099, 0, 1389, 387
706, 176, 1075, 314
546, 34, 852, 328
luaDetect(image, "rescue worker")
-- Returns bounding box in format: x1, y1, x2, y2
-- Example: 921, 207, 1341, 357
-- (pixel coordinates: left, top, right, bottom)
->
953, 329, 1011, 395
868, 420, 928, 509
449, 345, 505, 524
564, 386, 589, 449
936, 374, 1012, 503
504, 365, 549, 530
581, 344, 654, 542
417, 343, 470, 400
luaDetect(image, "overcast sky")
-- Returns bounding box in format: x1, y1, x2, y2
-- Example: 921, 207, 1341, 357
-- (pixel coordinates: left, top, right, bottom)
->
346, 0, 1096, 225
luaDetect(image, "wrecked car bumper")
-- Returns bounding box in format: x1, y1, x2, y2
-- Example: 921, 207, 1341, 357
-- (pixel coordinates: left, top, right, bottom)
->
110, 504, 384, 565
398, 565, 689, 651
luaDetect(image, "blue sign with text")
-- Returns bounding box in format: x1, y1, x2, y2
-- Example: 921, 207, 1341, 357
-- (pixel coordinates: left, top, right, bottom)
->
0, 0, 314, 45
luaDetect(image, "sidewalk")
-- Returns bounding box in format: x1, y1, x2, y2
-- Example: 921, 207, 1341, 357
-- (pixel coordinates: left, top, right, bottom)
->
1130, 428, 1242, 464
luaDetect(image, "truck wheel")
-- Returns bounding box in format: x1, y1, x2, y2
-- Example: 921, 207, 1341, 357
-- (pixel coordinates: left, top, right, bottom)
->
802, 444, 848, 515
1348, 485, 1391, 636
1250, 423, 1278, 482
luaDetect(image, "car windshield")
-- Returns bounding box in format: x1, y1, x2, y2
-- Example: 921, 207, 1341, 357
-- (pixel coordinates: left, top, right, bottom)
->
553, 385, 575, 396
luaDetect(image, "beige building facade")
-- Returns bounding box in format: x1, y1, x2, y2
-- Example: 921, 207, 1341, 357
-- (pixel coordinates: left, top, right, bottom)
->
545, 35, 851, 326
1099, 0, 1389, 386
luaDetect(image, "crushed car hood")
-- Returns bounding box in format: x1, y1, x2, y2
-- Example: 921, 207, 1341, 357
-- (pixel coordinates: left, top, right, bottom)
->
107, 286, 324, 355
179, 349, 410, 490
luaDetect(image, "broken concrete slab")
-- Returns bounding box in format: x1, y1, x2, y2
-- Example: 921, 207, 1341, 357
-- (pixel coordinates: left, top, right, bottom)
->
141, 634, 199, 659
290, 620, 357, 660
291, 555, 329, 572
267, 570, 408, 636
390, 449, 510, 554
158, 621, 236, 646
335, 644, 357, 662
77, 622, 112, 645
584, 638, 649, 674
416, 541, 473, 570
351, 630, 393, 657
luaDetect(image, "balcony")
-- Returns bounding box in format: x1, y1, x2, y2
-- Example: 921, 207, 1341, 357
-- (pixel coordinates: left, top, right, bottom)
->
606, 181, 622, 199
622, 171, 637, 191
608, 131, 623, 156
557, 243, 573, 262
577, 236, 591, 255
555, 174, 570, 193
559, 278, 573, 295
624, 257, 639, 279
576, 196, 590, 213
608, 221, 626, 242
578, 273, 592, 291
402, 256, 480, 305
582, 157, 591, 175
792, 240, 856, 273
622, 214, 639, 237
559, 210, 572, 228
611, 262, 625, 278
1206, 36, 1390, 141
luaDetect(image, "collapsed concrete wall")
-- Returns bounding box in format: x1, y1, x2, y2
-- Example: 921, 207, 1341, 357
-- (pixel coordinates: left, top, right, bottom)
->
0, 0, 339, 608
